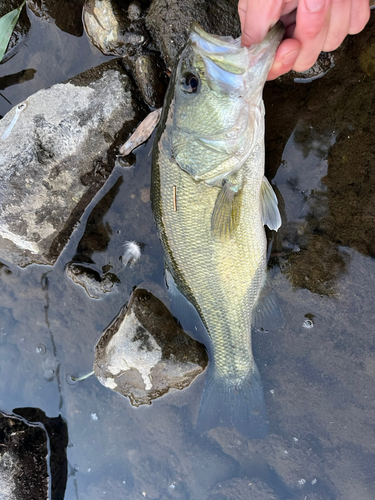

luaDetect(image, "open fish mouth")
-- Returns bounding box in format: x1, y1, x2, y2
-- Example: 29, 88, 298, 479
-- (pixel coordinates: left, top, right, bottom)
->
188, 21, 285, 93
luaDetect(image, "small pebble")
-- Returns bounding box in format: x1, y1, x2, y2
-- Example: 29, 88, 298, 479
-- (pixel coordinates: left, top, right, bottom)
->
128, 1, 142, 21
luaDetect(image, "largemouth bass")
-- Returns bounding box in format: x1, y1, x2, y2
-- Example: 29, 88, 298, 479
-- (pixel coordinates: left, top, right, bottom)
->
151, 22, 284, 438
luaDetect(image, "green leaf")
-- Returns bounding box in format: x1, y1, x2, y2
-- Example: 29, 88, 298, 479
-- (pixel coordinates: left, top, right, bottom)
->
0, 0, 26, 63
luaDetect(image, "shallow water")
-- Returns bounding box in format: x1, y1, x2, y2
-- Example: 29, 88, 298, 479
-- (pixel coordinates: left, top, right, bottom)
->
1, 5, 375, 500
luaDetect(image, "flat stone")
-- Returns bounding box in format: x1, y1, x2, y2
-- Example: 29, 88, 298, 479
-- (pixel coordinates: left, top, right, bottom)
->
94, 288, 208, 406
83, 0, 131, 55
66, 262, 120, 299
0, 59, 146, 267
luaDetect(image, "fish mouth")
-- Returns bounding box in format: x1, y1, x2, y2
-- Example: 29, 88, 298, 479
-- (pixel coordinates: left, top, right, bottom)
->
189, 22, 284, 89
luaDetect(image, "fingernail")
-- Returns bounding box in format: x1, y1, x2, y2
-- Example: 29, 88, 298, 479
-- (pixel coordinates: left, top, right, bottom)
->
305, 0, 325, 13
282, 48, 300, 66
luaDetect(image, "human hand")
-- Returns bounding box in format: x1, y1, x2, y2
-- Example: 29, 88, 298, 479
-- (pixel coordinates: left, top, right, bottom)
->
238, 0, 371, 80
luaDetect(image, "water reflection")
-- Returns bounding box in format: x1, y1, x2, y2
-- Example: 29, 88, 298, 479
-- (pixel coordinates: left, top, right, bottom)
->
270, 40, 375, 294
27, 0, 85, 37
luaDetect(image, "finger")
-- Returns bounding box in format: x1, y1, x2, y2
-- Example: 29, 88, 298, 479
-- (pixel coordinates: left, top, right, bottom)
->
322, 0, 351, 51
280, 8, 298, 30
293, 0, 332, 72
239, 0, 285, 46
267, 38, 301, 80
348, 0, 370, 34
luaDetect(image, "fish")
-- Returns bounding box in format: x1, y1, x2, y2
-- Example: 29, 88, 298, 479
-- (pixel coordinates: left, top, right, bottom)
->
151, 22, 284, 438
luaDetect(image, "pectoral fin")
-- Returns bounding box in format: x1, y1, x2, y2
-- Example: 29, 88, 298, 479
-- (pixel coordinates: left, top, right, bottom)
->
211, 179, 242, 239
261, 176, 281, 231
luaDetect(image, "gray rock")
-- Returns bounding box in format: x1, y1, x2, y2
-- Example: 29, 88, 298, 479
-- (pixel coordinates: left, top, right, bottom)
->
146, 0, 241, 68
83, 0, 151, 56
122, 52, 168, 108
66, 262, 120, 299
83, 0, 131, 55
279, 51, 337, 84
0, 59, 146, 267
94, 288, 208, 406
135, 53, 168, 108
128, 1, 142, 21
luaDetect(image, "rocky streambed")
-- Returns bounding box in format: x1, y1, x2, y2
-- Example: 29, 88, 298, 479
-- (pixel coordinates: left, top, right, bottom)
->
0, 1, 375, 500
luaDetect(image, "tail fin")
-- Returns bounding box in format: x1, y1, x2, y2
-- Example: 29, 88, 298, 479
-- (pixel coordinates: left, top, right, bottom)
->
196, 363, 268, 439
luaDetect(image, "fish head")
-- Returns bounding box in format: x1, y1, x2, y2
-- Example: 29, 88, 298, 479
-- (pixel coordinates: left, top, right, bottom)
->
165, 22, 284, 184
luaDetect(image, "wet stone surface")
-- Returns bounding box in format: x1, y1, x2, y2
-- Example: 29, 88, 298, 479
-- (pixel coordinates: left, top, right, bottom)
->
279, 50, 337, 84
83, 0, 152, 56
66, 262, 120, 299
83, 0, 132, 55
0, 59, 146, 267
94, 287, 208, 405
123, 51, 168, 109
0, 412, 48, 500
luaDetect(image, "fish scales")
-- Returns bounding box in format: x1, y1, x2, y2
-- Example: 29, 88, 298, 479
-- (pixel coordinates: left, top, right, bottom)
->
154, 136, 265, 376
152, 22, 284, 438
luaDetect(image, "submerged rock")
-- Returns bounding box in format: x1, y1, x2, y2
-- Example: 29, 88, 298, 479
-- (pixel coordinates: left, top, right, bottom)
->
0, 59, 146, 267
66, 263, 120, 299
83, 0, 150, 55
279, 51, 337, 84
0, 412, 48, 500
208, 478, 278, 500
122, 51, 168, 108
83, 0, 131, 55
94, 288, 208, 406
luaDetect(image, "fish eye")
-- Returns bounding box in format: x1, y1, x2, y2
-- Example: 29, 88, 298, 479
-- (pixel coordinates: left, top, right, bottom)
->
180, 72, 200, 94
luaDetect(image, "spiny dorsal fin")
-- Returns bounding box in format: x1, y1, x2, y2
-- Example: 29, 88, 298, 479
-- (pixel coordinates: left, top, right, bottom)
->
211, 179, 243, 239
261, 176, 281, 231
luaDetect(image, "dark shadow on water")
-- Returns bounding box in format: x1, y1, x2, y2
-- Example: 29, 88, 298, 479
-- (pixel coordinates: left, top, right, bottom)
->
0, 68, 36, 91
